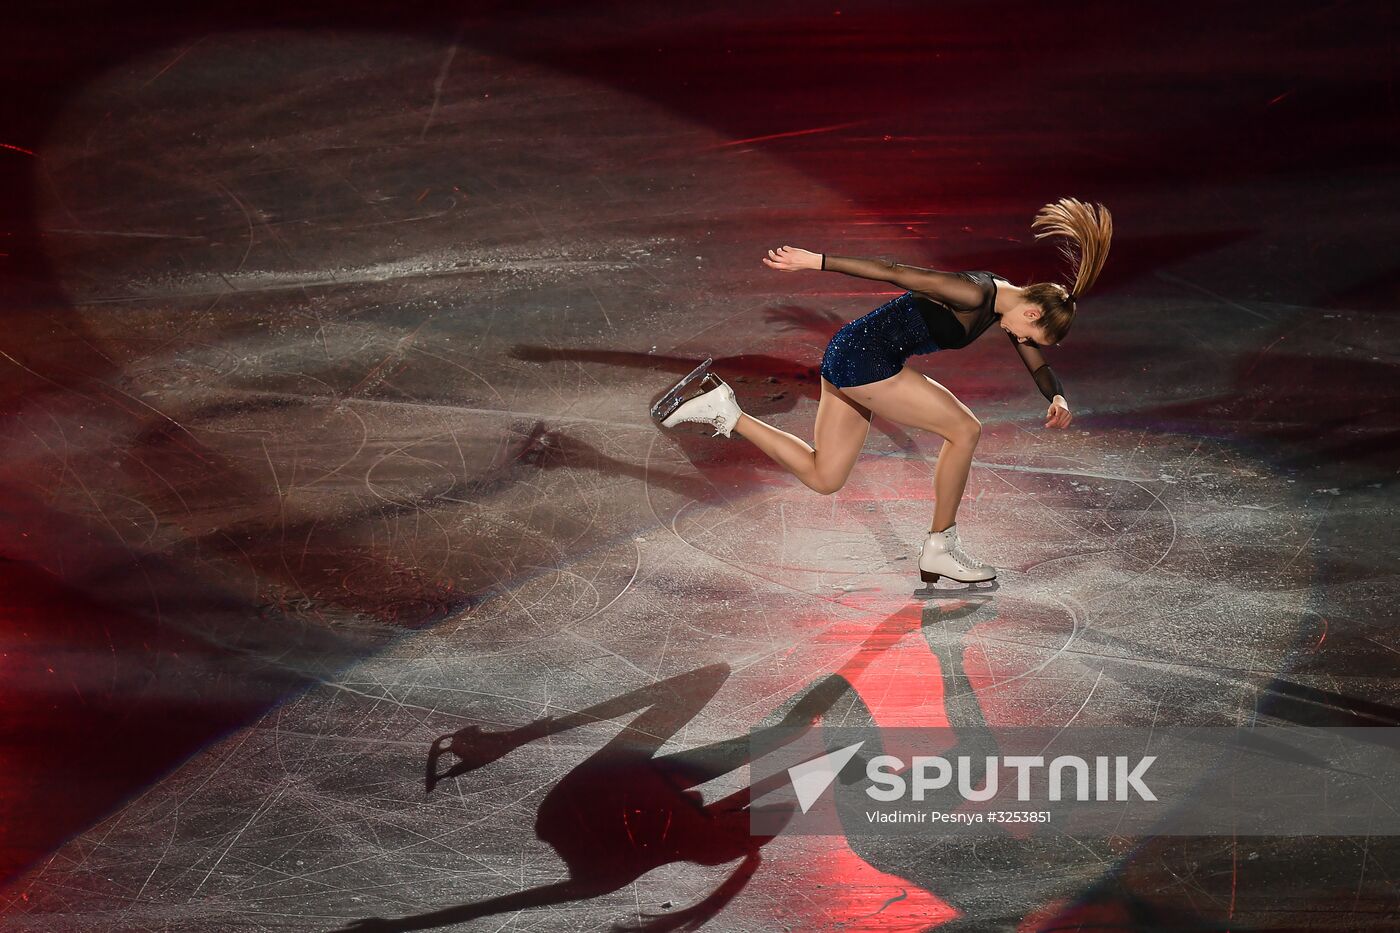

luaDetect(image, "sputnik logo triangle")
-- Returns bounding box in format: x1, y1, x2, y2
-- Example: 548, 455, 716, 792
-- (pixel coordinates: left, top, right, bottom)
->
787, 741, 865, 813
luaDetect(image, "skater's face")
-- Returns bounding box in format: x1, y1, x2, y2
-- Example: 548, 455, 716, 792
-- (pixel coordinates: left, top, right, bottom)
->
999, 304, 1054, 347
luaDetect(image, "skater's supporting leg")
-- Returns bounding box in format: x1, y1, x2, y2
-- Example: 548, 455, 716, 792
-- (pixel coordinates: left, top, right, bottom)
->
731, 377, 871, 495
930, 433, 976, 531
843, 367, 980, 532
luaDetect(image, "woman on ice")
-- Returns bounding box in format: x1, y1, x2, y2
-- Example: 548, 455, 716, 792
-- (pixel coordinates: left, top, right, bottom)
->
652, 197, 1112, 589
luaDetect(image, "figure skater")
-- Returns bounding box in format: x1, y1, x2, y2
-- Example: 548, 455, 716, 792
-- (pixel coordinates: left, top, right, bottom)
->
651, 198, 1112, 589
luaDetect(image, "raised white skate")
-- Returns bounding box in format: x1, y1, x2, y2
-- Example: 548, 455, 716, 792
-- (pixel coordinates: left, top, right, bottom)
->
918, 524, 997, 585
652, 359, 742, 438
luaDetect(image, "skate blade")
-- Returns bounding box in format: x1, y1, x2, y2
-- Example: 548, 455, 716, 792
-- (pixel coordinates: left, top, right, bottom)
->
650, 357, 715, 422
914, 578, 998, 599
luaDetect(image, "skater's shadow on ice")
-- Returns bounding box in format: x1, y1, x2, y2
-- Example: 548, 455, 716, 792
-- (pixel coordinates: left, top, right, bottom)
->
333, 601, 986, 933
509, 344, 928, 454
761, 303, 847, 338
334, 662, 784, 933
510, 344, 817, 418
511, 420, 723, 501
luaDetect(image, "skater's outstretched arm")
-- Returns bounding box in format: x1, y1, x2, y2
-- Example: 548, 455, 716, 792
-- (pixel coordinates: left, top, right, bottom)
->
1009, 335, 1072, 428
762, 245, 984, 308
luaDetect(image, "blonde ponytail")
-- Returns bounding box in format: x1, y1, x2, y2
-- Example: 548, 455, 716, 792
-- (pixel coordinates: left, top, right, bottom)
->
1031, 197, 1113, 297
1022, 198, 1114, 343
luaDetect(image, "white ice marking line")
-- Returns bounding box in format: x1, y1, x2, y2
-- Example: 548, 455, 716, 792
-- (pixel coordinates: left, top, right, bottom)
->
125, 810, 180, 911
1037, 668, 1105, 754
79, 258, 644, 302
641, 434, 897, 667
964, 591, 1086, 700
534, 539, 644, 637
1365, 637, 1400, 656
1094, 475, 1179, 606
563, 628, 656, 683
1284, 494, 1335, 568
40, 227, 206, 239
421, 27, 464, 139
970, 460, 1158, 484
587, 283, 614, 330
1157, 271, 1276, 322
191, 783, 286, 896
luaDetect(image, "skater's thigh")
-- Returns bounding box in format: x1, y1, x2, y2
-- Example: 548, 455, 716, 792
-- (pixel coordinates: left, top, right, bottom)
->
815, 377, 873, 436
814, 378, 873, 463
843, 367, 977, 439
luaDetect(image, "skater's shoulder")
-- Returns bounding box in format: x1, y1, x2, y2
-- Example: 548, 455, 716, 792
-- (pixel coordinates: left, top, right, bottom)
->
948, 270, 1005, 291
965, 270, 1005, 306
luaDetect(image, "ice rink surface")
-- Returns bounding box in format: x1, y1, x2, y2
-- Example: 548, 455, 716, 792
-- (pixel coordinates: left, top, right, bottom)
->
0, 2, 1396, 929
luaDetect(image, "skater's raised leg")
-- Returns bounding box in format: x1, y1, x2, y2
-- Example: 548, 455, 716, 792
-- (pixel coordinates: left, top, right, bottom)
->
652, 359, 991, 583
732, 377, 872, 495
653, 359, 744, 437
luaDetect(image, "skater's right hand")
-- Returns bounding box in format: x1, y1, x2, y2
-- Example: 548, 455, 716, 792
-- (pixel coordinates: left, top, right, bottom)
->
1045, 396, 1073, 429
763, 245, 822, 272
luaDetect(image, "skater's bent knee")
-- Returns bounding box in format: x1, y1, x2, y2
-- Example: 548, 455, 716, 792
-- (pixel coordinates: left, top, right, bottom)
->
946, 416, 981, 447
809, 474, 847, 495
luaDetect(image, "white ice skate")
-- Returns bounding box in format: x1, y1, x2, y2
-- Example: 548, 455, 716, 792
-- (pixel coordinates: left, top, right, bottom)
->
652, 358, 741, 438
918, 524, 997, 589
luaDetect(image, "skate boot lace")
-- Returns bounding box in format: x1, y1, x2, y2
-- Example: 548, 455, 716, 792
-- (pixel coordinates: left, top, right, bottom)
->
697, 385, 735, 436
949, 543, 987, 571
667, 390, 730, 437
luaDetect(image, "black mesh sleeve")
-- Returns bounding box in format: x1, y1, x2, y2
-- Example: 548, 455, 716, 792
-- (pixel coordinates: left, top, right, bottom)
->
822, 256, 985, 309
1010, 333, 1066, 402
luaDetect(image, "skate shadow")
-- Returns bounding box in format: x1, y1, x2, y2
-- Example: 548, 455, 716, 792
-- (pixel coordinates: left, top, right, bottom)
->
335, 601, 979, 932
509, 344, 928, 456
511, 420, 724, 501
761, 304, 847, 338
511, 344, 818, 418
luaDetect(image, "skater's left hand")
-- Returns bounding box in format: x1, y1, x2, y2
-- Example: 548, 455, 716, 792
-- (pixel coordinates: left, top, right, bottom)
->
1046, 396, 1072, 429
763, 245, 822, 271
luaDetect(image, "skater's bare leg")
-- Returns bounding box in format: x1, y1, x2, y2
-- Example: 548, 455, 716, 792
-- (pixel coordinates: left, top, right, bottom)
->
333, 879, 616, 932
618, 851, 763, 933
732, 377, 871, 495
843, 367, 980, 532
930, 434, 976, 531
427, 664, 731, 789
